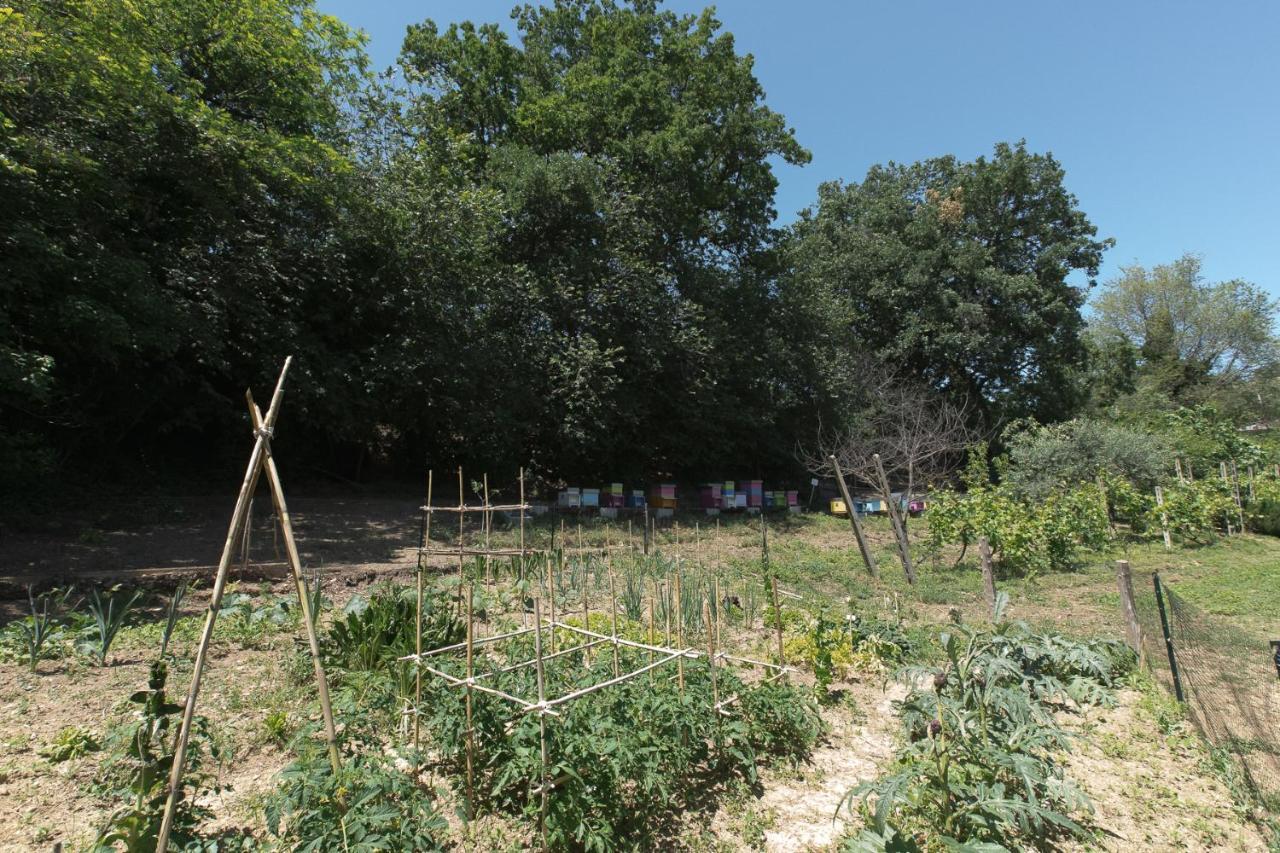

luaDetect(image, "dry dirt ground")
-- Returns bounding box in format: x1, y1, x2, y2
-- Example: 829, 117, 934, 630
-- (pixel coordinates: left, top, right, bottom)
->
0, 496, 1271, 850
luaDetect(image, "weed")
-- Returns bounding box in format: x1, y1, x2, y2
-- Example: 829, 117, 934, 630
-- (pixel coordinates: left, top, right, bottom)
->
95, 660, 225, 850
40, 725, 100, 762
263, 709, 291, 747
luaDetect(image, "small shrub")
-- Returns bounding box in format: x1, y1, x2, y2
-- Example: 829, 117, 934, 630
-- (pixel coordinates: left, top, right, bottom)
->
323, 585, 463, 675
266, 751, 447, 851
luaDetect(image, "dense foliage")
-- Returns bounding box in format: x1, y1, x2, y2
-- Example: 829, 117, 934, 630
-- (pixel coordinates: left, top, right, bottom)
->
420, 637, 825, 850
0, 0, 1133, 506
266, 585, 826, 851
843, 597, 1133, 851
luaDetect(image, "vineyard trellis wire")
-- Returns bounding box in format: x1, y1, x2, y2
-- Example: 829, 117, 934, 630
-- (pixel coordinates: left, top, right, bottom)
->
1127, 568, 1280, 805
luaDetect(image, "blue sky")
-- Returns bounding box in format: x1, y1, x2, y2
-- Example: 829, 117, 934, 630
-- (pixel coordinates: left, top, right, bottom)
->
316, 0, 1280, 296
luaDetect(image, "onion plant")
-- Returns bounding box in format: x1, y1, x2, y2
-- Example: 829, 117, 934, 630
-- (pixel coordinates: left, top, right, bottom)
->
86, 585, 143, 666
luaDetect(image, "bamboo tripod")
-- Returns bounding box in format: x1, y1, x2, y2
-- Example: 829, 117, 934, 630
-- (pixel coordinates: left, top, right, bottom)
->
157, 358, 340, 853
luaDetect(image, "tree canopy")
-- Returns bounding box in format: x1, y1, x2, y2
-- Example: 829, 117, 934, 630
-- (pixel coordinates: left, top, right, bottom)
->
783, 142, 1113, 432
30, 0, 1276, 507
1089, 254, 1279, 417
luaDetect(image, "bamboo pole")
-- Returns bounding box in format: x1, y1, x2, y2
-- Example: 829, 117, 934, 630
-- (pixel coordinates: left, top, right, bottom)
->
415, 469, 433, 757
404, 626, 535, 660
662, 581, 671, 650
674, 558, 684, 694
533, 598, 549, 852
419, 664, 542, 709
464, 585, 475, 817
648, 580, 657, 682
608, 569, 620, 677
483, 474, 492, 584
457, 466, 465, 611
422, 504, 530, 514
543, 649, 690, 708
713, 576, 722, 657
581, 564, 591, 667
704, 599, 718, 710
546, 553, 557, 654
247, 395, 340, 774
157, 357, 292, 853
477, 638, 608, 680
830, 455, 877, 576
771, 575, 785, 678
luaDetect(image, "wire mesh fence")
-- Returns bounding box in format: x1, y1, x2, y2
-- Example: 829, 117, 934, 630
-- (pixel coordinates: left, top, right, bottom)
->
1131, 570, 1280, 804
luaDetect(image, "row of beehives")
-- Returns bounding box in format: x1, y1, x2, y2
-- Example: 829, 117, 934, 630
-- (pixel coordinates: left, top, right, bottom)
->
554, 481, 801, 515
829, 494, 927, 516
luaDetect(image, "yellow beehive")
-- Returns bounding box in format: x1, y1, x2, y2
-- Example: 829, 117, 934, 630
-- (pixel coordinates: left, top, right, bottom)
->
829, 498, 848, 516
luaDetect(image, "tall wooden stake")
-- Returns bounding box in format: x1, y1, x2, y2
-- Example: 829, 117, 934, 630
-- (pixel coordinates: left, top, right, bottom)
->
415, 469, 433, 757
546, 553, 557, 654
873, 453, 916, 584
157, 358, 292, 853
1114, 560, 1144, 666
978, 535, 997, 616
704, 598, 718, 711
648, 581, 657, 682
533, 598, 549, 852
771, 575, 785, 679
464, 584, 475, 817
483, 473, 492, 584
674, 563, 684, 693
608, 569, 620, 677
457, 466, 465, 611
830, 455, 877, 576
1154, 485, 1172, 549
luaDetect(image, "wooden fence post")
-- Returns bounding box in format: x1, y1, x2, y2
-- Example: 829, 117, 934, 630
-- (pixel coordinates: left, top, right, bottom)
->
830, 455, 877, 577
873, 453, 916, 584
1114, 560, 1145, 667
978, 536, 996, 615
1154, 486, 1172, 549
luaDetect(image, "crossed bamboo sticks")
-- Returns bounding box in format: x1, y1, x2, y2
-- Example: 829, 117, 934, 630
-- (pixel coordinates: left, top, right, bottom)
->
158, 358, 340, 853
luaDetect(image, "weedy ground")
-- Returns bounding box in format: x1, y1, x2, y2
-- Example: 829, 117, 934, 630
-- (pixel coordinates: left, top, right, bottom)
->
0, 503, 1274, 850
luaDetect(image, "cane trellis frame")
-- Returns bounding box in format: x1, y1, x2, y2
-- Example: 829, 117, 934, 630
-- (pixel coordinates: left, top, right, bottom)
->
402, 591, 792, 848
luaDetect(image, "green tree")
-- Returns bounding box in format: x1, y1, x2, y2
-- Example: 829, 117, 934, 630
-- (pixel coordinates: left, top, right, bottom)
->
396, 0, 810, 476
0, 0, 367, 498
1089, 254, 1279, 418
783, 141, 1112, 432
